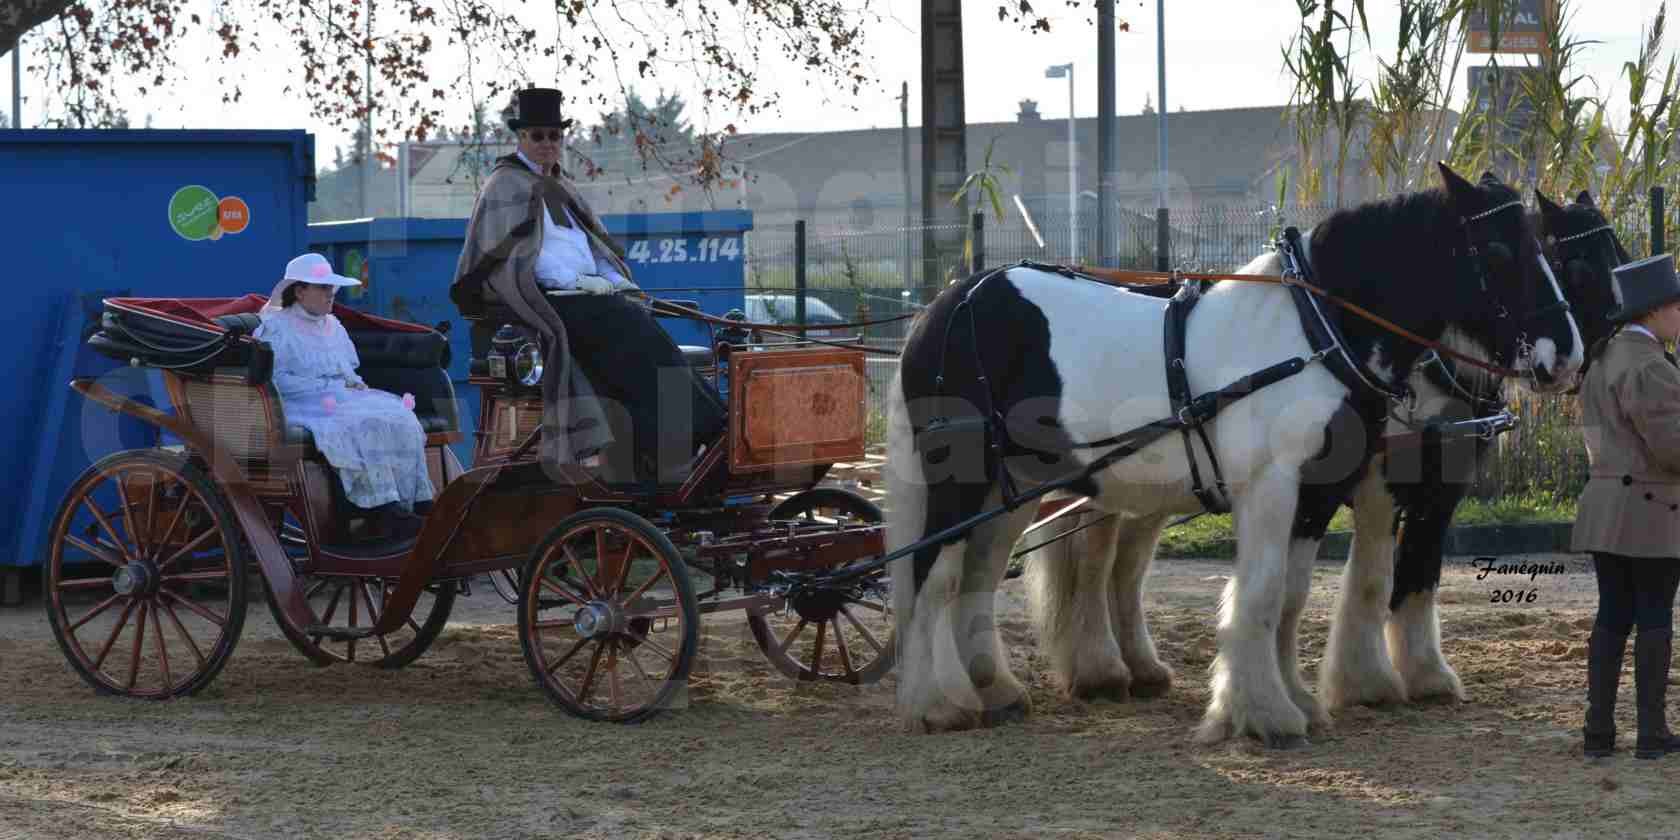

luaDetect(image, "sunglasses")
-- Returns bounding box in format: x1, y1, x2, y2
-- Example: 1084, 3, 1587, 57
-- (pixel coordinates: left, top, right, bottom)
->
523, 129, 564, 142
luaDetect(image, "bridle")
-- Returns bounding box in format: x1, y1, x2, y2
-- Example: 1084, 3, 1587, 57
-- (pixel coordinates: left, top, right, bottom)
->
1549, 216, 1626, 389
1457, 198, 1575, 374
1398, 207, 1616, 426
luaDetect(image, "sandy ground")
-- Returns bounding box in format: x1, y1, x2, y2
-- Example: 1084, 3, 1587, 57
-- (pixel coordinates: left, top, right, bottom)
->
4, 547, 1677, 840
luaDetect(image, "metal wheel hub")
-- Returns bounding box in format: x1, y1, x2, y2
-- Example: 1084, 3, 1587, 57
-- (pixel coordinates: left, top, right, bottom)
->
573, 602, 624, 639
789, 589, 848, 622
112, 561, 158, 597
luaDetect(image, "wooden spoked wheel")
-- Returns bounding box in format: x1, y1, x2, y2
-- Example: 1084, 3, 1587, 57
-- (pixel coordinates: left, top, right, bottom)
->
44, 450, 248, 698
747, 488, 895, 685
264, 564, 456, 668
519, 508, 699, 723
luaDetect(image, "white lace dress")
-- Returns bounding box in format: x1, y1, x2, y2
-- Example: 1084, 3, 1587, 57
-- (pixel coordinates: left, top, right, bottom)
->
254, 306, 435, 510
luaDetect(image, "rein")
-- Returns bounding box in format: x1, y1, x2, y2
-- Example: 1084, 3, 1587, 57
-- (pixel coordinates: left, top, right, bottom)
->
636, 294, 919, 331
1069, 265, 1530, 380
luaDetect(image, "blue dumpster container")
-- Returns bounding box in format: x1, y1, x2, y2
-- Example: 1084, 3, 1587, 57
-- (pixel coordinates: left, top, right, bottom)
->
307, 210, 753, 465
3, 129, 315, 573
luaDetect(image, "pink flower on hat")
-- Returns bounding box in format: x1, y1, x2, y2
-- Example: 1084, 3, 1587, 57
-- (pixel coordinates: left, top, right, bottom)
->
322, 395, 338, 414
402, 393, 416, 411
311, 263, 331, 278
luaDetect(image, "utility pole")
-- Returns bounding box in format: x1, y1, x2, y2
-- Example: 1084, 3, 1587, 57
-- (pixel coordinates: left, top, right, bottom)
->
1154, 0, 1170, 271
921, 0, 967, 297
1045, 63, 1076, 261
362, 1, 374, 217
900, 81, 913, 294
1097, 0, 1116, 266
11, 37, 20, 129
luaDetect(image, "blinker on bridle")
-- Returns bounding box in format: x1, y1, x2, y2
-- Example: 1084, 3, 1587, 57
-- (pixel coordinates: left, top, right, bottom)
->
1458, 198, 1572, 329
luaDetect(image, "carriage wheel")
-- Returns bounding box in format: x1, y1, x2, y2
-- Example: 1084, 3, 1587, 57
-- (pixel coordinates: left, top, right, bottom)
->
747, 488, 895, 685
263, 516, 457, 669
519, 508, 699, 723
44, 450, 248, 699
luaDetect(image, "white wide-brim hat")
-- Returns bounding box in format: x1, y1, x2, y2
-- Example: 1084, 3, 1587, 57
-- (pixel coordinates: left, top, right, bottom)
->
263, 252, 361, 313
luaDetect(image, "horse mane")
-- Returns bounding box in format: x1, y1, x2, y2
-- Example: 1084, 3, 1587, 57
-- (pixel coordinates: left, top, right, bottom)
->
1306, 188, 1468, 316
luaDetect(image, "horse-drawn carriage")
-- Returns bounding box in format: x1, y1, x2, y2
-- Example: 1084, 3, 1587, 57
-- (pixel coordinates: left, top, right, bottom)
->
43, 167, 1629, 746
43, 290, 894, 722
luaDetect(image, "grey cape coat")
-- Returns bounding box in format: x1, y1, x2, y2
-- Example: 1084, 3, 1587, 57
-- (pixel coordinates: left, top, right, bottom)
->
450, 154, 631, 467
1572, 328, 1680, 559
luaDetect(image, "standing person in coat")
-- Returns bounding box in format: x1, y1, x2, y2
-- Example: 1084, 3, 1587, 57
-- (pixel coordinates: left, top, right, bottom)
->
450, 87, 726, 483
1574, 252, 1680, 760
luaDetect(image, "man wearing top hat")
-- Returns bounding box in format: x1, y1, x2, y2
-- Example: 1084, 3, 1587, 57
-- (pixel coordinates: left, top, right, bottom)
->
450, 87, 726, 483
1574, 252, 1680, 760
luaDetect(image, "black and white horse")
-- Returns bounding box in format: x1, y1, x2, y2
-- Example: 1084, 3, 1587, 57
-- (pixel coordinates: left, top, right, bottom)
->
1319, 190, 1626, 709
886, 165, 1583, 744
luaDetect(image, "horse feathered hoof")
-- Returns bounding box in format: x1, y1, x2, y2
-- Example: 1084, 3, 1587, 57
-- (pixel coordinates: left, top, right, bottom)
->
1264, 732, 1310, 750
1401, 663, 1466, 704
911, 705, 983, 734
1127, 661, 1174, 699
1068, 672, 1132, 703
980, 697, 1030, 727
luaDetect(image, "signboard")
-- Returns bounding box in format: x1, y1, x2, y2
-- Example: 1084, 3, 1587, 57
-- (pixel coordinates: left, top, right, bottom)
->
1467, 66, 1542, 128
1468, 0, 1550, 54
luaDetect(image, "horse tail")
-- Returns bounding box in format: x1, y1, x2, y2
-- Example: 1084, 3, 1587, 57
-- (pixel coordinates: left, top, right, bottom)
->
886, 365, 929, 638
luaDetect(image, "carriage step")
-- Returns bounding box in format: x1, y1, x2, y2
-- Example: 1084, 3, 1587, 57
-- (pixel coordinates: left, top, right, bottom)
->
303, 625, 379, 641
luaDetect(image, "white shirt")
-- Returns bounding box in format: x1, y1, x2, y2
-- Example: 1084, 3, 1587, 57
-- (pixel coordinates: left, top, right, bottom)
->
516, 150, 635, 291
1627, 324, 1659, 342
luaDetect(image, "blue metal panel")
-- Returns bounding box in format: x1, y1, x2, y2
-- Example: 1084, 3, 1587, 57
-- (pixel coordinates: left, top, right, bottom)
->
2, 129, 315, 567
604, 211, 752, 348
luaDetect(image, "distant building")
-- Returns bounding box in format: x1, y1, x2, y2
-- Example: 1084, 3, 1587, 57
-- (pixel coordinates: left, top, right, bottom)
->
380, 104, 1451, 232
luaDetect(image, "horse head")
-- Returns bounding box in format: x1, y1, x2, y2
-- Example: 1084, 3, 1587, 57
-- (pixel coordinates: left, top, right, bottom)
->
1536, 188, 1628, 382
1437, 163, 1583, 392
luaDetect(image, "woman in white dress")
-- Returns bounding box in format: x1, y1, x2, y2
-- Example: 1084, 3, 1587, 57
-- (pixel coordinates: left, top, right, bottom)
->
255, 253, 434, 540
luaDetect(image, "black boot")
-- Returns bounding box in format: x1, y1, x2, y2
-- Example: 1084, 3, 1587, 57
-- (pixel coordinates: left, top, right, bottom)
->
1634, 628, 1680, 759
369, 502, 422, 542
1584, 624, 1628, 758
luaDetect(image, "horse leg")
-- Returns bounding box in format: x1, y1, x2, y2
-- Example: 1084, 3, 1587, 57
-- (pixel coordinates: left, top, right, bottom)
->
1322, 467, 1408, 709
1197, 464, 1310, 747
1386, 509, 1465, 702
891, 482, 1036, 731
1108, 513, 1174, 698
956, 489, 1040, 724
1025, 511, 1134, 701
887, 382, 983, 733
1278, 537, 1332, 729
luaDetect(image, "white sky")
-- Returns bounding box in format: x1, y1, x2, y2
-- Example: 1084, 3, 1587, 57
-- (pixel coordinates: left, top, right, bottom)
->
0, 0, 1672, 171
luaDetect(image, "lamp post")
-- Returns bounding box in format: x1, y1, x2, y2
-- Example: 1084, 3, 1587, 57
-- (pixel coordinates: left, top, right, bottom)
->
1155, 0, 1169, 271
12, 35, 22, 128
1046, 62, 1076, 261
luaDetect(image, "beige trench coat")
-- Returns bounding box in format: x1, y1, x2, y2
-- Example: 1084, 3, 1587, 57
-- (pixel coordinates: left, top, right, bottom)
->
1572, 328, 1680, 559
450, 154, 632, 467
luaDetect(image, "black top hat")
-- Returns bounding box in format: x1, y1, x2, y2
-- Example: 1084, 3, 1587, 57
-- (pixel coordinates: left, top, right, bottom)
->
1610, 253, 1680, 322
505, 88, 565, 131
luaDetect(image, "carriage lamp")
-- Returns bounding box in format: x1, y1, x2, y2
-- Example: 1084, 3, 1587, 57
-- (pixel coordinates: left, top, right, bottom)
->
513, 343, 543, 386
489, 324, 544, 388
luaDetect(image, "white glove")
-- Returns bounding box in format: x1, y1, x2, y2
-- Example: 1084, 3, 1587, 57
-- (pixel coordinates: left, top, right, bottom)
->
575, 274, 614, 295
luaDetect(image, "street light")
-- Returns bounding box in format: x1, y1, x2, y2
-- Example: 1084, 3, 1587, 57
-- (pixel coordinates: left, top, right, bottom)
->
1046, 62, 1077, 261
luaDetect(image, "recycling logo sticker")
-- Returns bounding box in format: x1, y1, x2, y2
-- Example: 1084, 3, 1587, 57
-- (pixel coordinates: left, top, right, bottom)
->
169, 185, 251, 241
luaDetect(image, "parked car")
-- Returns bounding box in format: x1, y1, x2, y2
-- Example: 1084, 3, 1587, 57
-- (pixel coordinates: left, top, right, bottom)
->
743, 294, 850, 342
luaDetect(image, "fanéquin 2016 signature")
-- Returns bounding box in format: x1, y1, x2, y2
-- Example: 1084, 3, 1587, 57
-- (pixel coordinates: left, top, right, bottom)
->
1469, 556, 1569, 604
